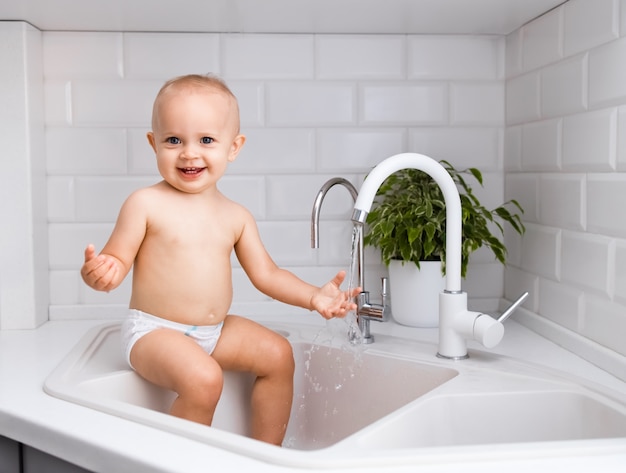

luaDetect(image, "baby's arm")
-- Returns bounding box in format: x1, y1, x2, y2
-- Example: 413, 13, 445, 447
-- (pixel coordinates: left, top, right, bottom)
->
81, 190, 148, 292
234, 210, 360, 319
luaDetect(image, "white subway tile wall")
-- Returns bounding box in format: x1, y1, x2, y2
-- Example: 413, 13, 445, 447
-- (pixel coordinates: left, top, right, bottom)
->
521, 119, 562, 171
617, 105, 626, 170
588, 37, 626, 108
506, 72, 541, 124
616, 240, 626, 304
505, 0, 626, 359
44, 31, 506, 319
538, 174, 585, 230
407, 36, 503, 80
39, 0, 626, 365
540, 55, 588, 118
316, 35, 405, 80
563, 0, 619, 56
521, 6, 563, 72
562, 108, 617, 171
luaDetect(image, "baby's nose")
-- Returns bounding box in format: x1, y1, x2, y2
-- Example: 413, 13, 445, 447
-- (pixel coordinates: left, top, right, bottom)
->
180, 144, 200, 159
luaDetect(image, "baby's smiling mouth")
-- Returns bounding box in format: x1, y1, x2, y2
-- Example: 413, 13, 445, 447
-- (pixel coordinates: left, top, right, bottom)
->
179, 167, 205, 175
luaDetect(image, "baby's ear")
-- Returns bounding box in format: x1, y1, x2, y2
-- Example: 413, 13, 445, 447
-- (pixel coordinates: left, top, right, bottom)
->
146, 132, 157, 153
228, 134, 246, 162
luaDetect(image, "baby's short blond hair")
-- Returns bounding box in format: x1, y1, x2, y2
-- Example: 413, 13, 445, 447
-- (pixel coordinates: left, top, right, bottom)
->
151, 73, 240, 133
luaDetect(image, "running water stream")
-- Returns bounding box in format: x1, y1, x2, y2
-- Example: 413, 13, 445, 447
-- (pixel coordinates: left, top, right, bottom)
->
344, 224, 363, 344
285, 224, 365, 447
322, 224, 363, 344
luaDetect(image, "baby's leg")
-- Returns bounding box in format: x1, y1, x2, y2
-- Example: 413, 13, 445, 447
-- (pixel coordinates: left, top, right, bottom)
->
212, 315, 295, 446
130, 329, 224, 426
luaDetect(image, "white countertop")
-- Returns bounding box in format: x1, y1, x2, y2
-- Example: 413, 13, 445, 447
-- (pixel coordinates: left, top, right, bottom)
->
1, 315, 626, 472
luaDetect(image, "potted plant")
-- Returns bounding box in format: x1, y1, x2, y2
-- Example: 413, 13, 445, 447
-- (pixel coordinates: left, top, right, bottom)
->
363, 160, 525, 327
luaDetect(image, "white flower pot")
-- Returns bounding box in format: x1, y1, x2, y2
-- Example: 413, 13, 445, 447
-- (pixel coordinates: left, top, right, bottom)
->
388, 259, 445, 328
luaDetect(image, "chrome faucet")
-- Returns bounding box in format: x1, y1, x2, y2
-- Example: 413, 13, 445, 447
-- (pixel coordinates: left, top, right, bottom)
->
355, 278, 390, 343
311, 177, 390, 343
351, 153, 527, 359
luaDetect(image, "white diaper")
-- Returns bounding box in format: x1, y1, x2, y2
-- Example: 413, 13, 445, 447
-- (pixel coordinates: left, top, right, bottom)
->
121, 309, 224, 369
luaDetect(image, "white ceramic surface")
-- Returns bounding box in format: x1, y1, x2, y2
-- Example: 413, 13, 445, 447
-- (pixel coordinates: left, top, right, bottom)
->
44, 320, 626, 468
50, 323, 457, 451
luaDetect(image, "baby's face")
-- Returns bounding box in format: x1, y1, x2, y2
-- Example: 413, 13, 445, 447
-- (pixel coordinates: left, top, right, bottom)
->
147, 87, 244, 194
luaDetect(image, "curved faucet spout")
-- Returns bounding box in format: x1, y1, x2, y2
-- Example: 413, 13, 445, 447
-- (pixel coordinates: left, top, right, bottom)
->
311, 176, 362, 290
351, 153, 462, 293
311, 177, 390, 344
311, 177, 358, 249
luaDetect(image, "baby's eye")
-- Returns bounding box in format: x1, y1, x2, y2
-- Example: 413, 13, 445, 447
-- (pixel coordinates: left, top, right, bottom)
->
166, 137, 181, 145
200, 137, 214, 144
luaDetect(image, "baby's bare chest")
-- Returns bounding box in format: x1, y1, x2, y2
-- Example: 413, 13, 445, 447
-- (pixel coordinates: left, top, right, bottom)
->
146, 209, 238, 254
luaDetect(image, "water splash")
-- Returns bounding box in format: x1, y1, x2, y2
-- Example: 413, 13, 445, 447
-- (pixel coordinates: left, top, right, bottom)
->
286, 225, 367, 449
317, 224, 364, 347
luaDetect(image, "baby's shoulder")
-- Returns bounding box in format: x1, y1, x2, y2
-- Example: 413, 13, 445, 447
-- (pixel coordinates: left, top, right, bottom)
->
124, 185, 156, 205
120, 182, 171, 213
218, 194, 254, 222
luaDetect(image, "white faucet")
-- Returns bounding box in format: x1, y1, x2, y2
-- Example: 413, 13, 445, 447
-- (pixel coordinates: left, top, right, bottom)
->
352, 153, 526, 360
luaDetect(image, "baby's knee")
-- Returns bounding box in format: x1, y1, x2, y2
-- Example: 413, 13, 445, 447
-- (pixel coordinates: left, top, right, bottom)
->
198, 365, 224, 390
267, 335, 295, 376
182, 365, 224, 402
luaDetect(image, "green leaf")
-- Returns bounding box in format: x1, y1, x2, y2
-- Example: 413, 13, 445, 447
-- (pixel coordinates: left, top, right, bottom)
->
468, 167, 483, 185
424, 222, 436, 240
407, 227, 420, 244
380, 220, 394, 237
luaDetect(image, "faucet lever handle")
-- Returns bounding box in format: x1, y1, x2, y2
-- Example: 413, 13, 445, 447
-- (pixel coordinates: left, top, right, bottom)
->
474, 313, 505, 348
497, 292, 529, 323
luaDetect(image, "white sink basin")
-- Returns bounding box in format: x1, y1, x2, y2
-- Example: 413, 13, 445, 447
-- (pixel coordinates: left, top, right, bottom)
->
44, 320, 626, 468
44, 323, 458, 448
353, 390, 626, 449
286, 341, 457, 449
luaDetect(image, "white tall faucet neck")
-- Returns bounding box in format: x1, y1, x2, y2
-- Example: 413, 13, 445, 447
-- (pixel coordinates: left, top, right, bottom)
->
352, 153, 462, 293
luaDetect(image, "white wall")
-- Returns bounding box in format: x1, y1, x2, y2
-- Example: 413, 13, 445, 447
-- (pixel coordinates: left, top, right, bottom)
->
0, 22, 48, 329
3, 0, 624, 379
41, 31, 506, 320
504, 0, 626, 371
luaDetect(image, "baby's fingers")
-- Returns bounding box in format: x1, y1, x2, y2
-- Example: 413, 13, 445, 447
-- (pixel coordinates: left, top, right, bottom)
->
84, 244, 97, 263
81, 253, 106, 278
83, 257, 117, 291
98, 263, 119, 292
330, 270, 347, 288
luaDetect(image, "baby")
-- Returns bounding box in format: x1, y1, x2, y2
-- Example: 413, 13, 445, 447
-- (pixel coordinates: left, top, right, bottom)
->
81, 74, 359, 446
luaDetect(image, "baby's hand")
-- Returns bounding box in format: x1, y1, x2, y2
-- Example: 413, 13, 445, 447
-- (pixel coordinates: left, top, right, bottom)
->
311, 270, 361, 320
81, 244, 120, 292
